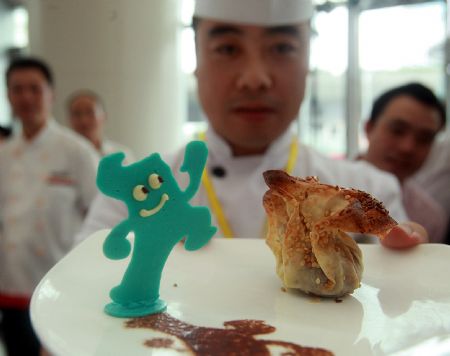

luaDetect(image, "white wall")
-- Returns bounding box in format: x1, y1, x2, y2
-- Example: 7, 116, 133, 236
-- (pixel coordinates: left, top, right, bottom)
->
26, 0, 186, 159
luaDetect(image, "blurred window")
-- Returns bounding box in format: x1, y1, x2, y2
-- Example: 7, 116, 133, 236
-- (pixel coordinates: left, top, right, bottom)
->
358, 1, 445, 152
301, 6, 348, 158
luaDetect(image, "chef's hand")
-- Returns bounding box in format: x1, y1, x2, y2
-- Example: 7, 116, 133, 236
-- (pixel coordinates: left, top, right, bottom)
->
381, 221, 428, 249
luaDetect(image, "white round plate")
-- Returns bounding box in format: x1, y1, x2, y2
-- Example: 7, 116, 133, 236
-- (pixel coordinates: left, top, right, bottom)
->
31, 230, 450, 355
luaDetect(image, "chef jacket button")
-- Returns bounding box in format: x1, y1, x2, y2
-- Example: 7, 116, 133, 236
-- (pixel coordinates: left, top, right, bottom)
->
211, 166, 226, 178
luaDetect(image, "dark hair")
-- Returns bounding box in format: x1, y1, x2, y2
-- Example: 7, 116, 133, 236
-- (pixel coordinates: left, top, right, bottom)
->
66, 89, 106, 113
5, 56, 54, 87
368, 82, 446, 128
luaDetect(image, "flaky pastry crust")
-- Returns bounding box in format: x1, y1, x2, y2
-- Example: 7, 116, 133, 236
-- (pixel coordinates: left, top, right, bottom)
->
263, 170, 397, 297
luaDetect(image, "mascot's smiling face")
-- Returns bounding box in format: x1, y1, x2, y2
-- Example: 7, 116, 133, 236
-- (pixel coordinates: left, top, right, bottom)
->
96, 152, 183, 220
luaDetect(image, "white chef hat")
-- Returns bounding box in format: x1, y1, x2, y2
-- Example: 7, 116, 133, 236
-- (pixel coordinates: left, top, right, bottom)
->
194, 0, 313, 26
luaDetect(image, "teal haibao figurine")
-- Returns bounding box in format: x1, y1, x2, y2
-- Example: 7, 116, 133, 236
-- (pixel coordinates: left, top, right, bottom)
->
97, 141, 217, 318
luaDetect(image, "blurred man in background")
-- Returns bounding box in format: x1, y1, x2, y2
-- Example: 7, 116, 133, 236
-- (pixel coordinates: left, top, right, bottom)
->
67, 89, 134, 159
362, 82, 447, 242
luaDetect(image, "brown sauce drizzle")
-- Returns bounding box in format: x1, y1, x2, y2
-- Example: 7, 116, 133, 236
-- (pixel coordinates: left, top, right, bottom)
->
126, 312, 333, 355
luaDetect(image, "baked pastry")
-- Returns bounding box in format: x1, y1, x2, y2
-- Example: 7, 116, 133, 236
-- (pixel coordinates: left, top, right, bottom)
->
263, 170, 397, 297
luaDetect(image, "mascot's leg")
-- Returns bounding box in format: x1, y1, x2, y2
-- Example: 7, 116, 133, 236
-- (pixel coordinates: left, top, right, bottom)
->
105, 240, 171, 317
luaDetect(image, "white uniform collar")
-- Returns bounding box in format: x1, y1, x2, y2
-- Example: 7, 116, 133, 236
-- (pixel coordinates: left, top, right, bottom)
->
18, 119, 56, 148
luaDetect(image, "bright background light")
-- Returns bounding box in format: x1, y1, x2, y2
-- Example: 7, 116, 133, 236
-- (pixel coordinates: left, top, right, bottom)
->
360, 4, 445, 71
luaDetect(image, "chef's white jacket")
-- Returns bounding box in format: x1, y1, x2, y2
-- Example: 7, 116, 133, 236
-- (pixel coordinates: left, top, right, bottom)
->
76, 127, 408, 243
0, 121, 98, 299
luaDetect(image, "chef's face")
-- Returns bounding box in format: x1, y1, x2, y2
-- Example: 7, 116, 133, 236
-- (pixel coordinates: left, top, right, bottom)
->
195, 19, 310, 156
7, 68, 53, 130
365, 95, 442, 182
68, 95, 105, 145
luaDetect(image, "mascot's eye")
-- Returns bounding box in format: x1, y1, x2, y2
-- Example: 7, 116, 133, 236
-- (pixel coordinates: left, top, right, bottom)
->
149, 173, 163, 190
133, 185, 148, 201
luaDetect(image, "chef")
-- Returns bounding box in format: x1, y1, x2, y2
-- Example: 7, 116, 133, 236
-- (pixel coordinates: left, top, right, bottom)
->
76, 0, 426, 248
0, 57, 98, 355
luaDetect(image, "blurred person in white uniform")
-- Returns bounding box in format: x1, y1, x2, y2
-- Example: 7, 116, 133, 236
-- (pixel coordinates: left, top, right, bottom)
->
361, 83, 447, 243
414, 131, 450, 243
0, 57, 98, 356
67, 89, 134, 160
76, 0, 427, 249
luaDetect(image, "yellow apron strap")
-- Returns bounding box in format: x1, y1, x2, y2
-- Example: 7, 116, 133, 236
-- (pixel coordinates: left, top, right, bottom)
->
198, 131, 298, 238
